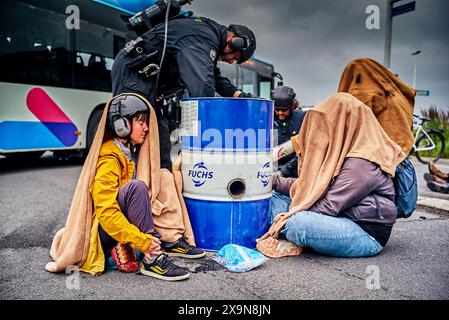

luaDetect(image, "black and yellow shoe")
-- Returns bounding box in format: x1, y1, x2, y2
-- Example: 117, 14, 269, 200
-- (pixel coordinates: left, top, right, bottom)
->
162, 236, 206, 259
140, 254, 189, 281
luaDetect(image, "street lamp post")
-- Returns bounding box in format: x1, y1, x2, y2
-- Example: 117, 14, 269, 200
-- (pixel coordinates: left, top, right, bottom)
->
384, 0, 401, 68
384, 0, 416, 68
411, 50, 421, 88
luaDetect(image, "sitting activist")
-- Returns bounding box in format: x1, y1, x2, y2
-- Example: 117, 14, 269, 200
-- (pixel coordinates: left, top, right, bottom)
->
257, 93, 405, 258
338, 58, 416, 155
94, 95, 204, 281
45, 94, 203, 281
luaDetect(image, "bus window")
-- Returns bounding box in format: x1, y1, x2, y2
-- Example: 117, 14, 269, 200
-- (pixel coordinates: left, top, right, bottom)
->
217, 62, 238, 89
0, 1, 70, 87
74, 20, 114, 92
259, 81, 272, 100
0, 1, 138, 158
217, 62, 259, 96
114, 35, 126, 58
239, 68, 257, 96
215, 60, 276, 98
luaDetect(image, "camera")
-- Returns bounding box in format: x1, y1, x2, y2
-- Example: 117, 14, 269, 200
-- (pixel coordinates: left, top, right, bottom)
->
129, 0, 193, 36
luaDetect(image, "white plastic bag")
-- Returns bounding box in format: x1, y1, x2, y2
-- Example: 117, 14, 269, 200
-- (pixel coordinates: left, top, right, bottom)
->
214, 244, 269, 273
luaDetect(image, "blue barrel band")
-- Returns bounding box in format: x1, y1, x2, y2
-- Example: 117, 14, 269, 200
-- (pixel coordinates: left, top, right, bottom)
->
181, 98, 274, 152
185, 198, 271, 251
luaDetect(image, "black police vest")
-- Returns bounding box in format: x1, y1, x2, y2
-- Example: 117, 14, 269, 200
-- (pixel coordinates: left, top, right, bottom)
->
275, 110, 306, 145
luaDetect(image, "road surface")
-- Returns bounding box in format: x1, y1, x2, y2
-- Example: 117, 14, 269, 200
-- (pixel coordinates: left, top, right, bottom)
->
0, 154, 448, 300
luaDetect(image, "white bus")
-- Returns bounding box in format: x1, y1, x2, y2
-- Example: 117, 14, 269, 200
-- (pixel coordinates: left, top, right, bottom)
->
0, 0, 281, 160
0, 0, 135, 160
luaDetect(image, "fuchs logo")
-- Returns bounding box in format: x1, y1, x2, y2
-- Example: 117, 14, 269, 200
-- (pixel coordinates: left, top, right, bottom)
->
257, 162, 272, 187
189, 162, 214, 187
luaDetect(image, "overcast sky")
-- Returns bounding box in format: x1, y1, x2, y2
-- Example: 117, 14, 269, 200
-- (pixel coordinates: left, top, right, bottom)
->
187, 0, 449, 113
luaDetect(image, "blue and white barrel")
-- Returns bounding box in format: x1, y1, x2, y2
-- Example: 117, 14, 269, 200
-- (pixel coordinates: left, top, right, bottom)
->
180, 98, 274, 251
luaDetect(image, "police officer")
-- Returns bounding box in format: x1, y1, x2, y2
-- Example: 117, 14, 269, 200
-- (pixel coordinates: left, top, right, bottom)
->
272, 86, 306, 178
112, 15, 256, 170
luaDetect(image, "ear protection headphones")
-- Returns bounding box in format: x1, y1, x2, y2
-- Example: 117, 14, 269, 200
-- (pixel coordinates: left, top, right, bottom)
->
226, 24, 256, 64
229, 35, 250, 51
110, 97, 131, 138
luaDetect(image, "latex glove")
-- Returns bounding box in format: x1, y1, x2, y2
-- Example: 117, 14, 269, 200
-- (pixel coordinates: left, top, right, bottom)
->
271, 171, 282, 189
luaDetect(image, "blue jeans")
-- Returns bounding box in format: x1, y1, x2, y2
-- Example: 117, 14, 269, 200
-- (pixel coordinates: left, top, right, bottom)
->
270, 191, 292, 224
270, 191, 384, 257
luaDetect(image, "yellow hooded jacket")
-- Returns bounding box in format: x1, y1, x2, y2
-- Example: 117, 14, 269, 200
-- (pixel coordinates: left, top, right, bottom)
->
80, 139, 154, 275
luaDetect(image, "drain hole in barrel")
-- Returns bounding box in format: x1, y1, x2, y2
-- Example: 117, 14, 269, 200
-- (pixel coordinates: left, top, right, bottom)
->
227, 179, 246, 198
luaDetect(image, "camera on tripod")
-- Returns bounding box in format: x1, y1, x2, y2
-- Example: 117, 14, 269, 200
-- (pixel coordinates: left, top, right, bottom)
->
129, 0, 193, 36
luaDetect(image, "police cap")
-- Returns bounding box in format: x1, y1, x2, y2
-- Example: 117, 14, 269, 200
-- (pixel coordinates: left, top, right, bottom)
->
272, 86, 296, 110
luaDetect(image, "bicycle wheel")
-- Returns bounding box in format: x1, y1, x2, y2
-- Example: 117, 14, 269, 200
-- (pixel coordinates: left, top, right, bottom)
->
415, 130, 446, 164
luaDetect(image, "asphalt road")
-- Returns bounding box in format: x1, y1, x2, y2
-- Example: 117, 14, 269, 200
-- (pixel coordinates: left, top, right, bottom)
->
412, 157, 449, 201
1, 154, 448, 300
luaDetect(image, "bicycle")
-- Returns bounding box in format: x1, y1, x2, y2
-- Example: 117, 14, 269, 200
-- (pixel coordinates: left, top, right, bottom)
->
412, 114, 446, 164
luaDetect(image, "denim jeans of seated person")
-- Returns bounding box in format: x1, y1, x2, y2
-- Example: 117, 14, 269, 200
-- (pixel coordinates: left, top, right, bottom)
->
269, 191, 383, 258
270, 191, 291, 224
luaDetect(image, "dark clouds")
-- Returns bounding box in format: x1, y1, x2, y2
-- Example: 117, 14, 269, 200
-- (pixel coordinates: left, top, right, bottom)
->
188, 0, 449, 112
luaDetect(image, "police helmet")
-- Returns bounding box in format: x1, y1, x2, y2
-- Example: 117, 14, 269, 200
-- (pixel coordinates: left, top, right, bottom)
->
227, 24, 256, 64
108, 95, 148, 138
272, 86, 296, 110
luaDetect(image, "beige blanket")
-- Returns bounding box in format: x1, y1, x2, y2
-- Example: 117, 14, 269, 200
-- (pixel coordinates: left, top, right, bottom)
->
45, 93, 194, 273
338, 58, 416, 154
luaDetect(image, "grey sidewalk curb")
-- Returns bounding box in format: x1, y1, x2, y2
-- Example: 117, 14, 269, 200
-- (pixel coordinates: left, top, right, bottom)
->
409, 156, 449, 166
417, 196, 449, 214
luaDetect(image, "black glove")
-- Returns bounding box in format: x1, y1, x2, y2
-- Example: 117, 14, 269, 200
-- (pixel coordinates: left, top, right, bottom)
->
238, 91, 254, 98
280, 158, 298, 178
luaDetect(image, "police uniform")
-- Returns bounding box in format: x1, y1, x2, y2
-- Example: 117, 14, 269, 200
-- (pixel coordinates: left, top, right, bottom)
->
112, 16, 239, 170
271, 85, 306, 178
275, 109, 306, 167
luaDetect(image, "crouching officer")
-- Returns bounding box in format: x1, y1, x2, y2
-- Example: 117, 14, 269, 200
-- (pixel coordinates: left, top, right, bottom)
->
272, 86, 306, 178
112, 15, 256, 170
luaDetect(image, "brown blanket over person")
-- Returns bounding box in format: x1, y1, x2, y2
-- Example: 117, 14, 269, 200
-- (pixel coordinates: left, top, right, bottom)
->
45, 93, 194, 275
258, 93, 405, 242
338, 58, 416, 154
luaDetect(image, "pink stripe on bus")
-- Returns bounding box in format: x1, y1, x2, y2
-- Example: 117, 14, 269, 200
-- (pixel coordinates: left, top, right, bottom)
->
26, 87, 73, 123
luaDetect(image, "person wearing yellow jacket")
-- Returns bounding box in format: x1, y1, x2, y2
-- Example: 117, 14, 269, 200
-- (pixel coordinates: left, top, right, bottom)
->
93, 95, 204, 281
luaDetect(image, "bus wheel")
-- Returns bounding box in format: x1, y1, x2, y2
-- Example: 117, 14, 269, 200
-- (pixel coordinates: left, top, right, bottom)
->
5, 151, 45, 161
85, 108, 104, 157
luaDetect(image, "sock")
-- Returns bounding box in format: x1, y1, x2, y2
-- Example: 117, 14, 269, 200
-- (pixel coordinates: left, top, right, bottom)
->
164, 241, 176, 248
164, 237, 182, 248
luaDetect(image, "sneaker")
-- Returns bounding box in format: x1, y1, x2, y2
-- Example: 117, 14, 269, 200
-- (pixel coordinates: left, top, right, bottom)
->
256, 237, 302, 259
161, 237, 206, 258
140, 253, 189, 281
111, 242, 139, 273
427, 180, 449, 194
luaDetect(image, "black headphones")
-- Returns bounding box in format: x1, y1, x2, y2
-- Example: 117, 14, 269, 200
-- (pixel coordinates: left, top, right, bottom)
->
229, 35, 249, 51
109, 98, 131, 138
